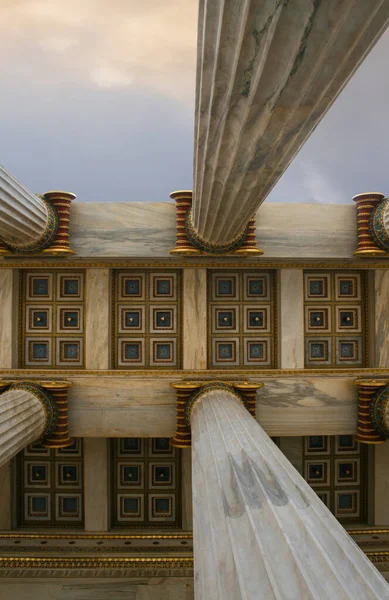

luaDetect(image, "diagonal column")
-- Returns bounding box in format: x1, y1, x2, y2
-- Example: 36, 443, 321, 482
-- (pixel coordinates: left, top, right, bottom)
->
190, 387, 389, 599
0, 382, 61, 467
0, 166, 57, 252
0, 388, 46, 468
193, 0, 389, 245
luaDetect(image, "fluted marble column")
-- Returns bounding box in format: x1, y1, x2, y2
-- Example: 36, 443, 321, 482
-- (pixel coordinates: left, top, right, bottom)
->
191, 389, 389, 599
0, 166, 52, 250
0, 388, 46, 468
193, 0, 389, 245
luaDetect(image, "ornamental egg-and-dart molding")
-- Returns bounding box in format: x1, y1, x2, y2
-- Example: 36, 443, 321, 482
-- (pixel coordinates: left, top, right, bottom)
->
0, 191, 76, 257
169, 191, 263, 257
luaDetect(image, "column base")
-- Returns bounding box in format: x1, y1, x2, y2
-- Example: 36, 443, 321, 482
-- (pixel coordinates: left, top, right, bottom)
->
353, 249, 388, 258
170, 247, 203, 256
40, 247, 76, 257
354, 436, 386, 445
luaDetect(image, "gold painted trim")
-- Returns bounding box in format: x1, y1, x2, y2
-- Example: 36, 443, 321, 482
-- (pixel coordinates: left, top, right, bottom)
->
0, 533, 193, 540
2, 260, 389, 269
348, 529, 389, 535
0, 557, 193, 570
355, 379, 389, 387
2, 368, 389, 377
364, 552, 389, 563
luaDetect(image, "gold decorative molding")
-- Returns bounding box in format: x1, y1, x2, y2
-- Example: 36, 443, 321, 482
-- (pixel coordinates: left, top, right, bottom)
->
0, 533, 193, 540
2, 259, 389, 269
3, 368, 389, 378
348, 529, 389, 535
0, 556, 194, 571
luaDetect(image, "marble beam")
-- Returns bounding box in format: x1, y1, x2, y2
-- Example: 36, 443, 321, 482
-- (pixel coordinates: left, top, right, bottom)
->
0, 166, 50, 249
191, 388, 389, 599
63, 376, 357, 437
193, 0, 389, 245
57, 202, 362, 259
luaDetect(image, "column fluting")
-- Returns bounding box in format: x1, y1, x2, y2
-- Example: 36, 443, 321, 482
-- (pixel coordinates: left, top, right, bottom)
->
0, 166, 52, 249
0, 389, 46, 468
191, 388, 389, 599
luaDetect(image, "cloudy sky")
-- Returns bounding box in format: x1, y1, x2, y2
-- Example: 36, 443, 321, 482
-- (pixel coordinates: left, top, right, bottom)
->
1, 1, 389, 204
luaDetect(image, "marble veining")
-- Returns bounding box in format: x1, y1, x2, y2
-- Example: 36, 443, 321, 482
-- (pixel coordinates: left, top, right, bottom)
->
65, 376, 358, 437
256, 378, 357, 435
64, 202, 361, 259
192, 0, 389, 244
69, 203, 176, 258
191, 389, 389, 599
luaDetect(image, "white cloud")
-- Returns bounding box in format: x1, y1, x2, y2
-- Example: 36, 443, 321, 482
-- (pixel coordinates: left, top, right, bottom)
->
39, 37, 79, 54
0, 0, 197, 103
90, 66, 133, 88
299, 160, 344, 204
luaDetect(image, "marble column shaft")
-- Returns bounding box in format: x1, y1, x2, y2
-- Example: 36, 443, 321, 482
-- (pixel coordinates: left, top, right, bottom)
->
0, 166, 49, 247
191, 389, 389, 599
193, 0, 389, 244
0, 389, 46, 468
